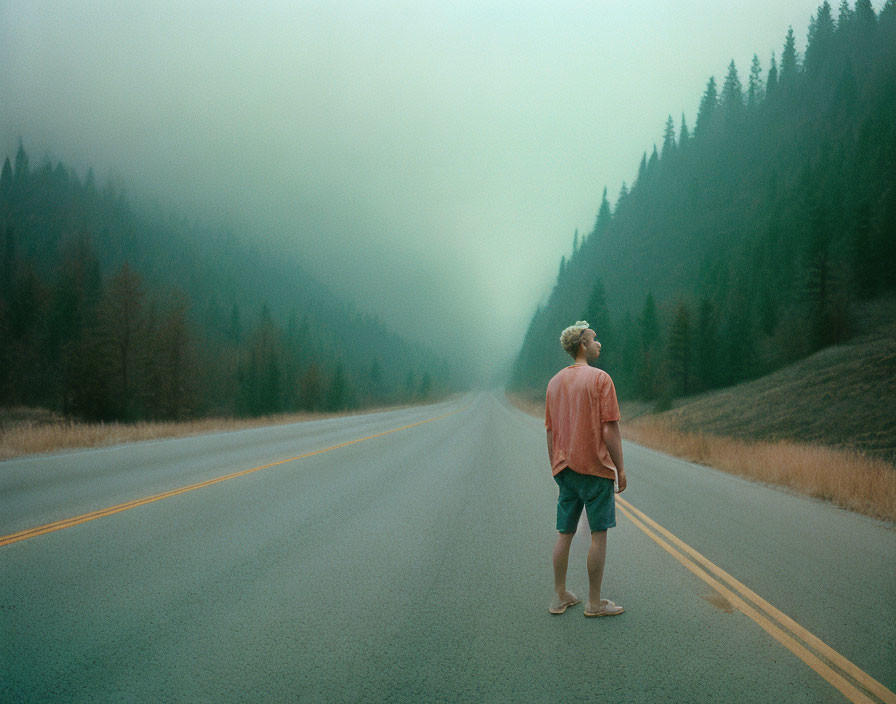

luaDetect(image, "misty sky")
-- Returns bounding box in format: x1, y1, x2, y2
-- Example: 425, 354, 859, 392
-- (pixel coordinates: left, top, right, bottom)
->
1, 0, 864, 380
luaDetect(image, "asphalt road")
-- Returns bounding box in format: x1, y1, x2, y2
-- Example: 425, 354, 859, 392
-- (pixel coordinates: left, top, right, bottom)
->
1, 392, 894, 703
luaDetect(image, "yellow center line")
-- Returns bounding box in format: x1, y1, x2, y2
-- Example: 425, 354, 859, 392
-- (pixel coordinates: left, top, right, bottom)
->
1, 405, 468, 548
616, 496, 894, 704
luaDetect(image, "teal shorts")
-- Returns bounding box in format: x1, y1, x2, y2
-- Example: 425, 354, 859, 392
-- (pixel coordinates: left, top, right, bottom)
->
554, 467, 616, 533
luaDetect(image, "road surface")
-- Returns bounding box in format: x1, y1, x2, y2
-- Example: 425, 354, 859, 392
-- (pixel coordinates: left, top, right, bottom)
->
2, 392, 894, 702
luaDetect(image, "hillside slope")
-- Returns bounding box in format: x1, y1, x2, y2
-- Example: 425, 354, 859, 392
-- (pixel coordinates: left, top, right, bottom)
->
509, 3, 896, 399
1, 144, 458, 421
652, 298, 896, 464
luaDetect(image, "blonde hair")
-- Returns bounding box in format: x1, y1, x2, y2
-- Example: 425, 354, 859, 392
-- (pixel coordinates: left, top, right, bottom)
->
560, 320, 590, 358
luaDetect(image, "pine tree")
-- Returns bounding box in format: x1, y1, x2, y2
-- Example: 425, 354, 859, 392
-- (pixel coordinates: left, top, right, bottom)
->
593, 187, 612, 235
13, 140, 29, 185
834, 59, 858, 109
368, 357, 383, 398
767, 53, 779, 95
838, 0, 854, 28
157, 293, 194, 419
781, 27, 799, 84
0, 228, 11, 402
696, 296, 717, 391
67, 318, 115, 420
0, 323, 7, 405
404, 369, 416, 400
261, 349, 281, 414
240, 303, 282, 415
695, 76, 718, 138
721, 60, 744, 117
747, 54, 764, 107
722, 291, 755, 383
668, 302, 692, 396
140, 303, 163, 417
805, 204, 834, 349
881, 0, 896, 23
228, 303, 241, 344
662, 115, 676, 157
616, 310, 639, 396
1, 225, 15, 302
806, 1, 836, 70
637, 293, 661, 399
636, 152, 648, 187
582, 280, 614, 371
9, 266, 43, 342
854, 0, 876, 30
0, 158, 12, 201
301, 363, 324, 410
679, 114, 690, 145
759, 289, 778, 337
100, 262, 145, 418
648, 145, 659, 172
616, 182, 628, 207
419, 372, 432, 400
876, 182, 896, 291
851, 201, 877, 299
50, 237, 103, 413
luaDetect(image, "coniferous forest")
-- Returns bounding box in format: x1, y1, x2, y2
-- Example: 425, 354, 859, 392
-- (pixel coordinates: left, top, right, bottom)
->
0, 146, 457, 423
509, 0, 896, 402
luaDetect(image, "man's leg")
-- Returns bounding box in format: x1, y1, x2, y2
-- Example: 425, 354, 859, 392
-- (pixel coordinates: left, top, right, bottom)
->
550, 532, 579, 613
586, 530, 607, 610
553, 531, 575, 594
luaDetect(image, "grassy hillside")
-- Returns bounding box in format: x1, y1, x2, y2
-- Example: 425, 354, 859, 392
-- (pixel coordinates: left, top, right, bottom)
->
643, 297, 896, 464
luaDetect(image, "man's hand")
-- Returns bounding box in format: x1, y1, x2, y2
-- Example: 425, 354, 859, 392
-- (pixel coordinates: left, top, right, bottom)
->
616, 468, 627, 493
602, 421, 626, 493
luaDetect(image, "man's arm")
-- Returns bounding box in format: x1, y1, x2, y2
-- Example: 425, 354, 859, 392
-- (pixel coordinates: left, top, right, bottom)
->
546, 429, 553, 465
601, 421, 627, 493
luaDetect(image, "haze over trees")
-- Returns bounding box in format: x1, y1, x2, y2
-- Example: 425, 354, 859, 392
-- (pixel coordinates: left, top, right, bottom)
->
509, 0, 896, 403
0, 146, 457, 422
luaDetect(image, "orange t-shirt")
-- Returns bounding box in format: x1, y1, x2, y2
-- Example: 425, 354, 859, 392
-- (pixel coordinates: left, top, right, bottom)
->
545, 364, 621, 479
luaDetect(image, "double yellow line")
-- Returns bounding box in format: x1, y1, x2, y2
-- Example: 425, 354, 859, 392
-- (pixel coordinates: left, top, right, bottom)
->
0, 406, 467, 548
616, 496, 895, 704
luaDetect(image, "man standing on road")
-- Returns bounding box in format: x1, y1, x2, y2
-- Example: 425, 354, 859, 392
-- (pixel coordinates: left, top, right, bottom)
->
545, 320, 627, 617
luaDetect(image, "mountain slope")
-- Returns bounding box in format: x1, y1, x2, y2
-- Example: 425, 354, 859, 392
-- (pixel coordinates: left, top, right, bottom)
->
0, 145, 458, 420
509, 2, 896, 401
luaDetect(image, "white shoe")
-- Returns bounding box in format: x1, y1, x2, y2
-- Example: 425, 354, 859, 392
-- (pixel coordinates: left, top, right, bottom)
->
584, 599, 624, 617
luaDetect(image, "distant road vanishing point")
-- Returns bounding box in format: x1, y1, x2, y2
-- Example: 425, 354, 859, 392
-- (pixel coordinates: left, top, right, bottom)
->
2, 392, 894, 702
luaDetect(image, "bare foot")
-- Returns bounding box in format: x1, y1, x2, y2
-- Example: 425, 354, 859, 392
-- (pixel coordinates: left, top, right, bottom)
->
549, 590, 581, 614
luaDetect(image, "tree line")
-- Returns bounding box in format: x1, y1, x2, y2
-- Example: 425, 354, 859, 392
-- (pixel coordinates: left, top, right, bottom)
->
1, 145, 454, 422
510, 0, 896, 402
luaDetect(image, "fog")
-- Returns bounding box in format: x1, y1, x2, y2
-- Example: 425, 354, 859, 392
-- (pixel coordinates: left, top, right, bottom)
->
1, 0, 836, 381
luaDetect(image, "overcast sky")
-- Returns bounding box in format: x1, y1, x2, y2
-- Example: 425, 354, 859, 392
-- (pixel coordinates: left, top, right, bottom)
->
1, 0, 868, 381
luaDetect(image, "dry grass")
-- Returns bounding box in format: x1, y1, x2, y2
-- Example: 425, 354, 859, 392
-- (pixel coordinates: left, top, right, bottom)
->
0, 401, 433, 461
506, 392, 896, 523
624, 416, 896, 523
